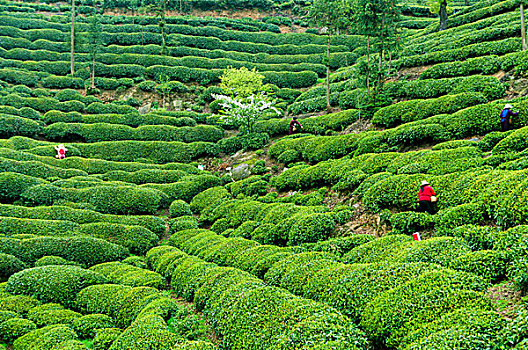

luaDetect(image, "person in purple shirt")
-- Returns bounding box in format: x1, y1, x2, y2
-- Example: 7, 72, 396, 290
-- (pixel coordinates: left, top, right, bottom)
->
289, 117, 303, 135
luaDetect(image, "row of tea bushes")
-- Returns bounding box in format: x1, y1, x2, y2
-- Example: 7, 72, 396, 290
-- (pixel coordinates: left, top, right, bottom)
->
88, 262, 164, 288
43, 123, 224, 143
43, 110, 200, 127
270, 98, 528, 164
371, 92, 488, 128
0, 216, 159, 255
253, 109, 359, 136
0, 14, 359, 50
420, 51, 528, 80
396, 37, 521, 68
197, 197, 352, 245
0, 203, 165, 234
0, 93, 137, 114
271, 147, 483, 191
1, 48, 327, 80
1, 268, 217, 349
0, 235, 128, 267
0, 140, 204, 173
165, 228, 504, 349
146, 245, 369, 350
360, 168, 528, 228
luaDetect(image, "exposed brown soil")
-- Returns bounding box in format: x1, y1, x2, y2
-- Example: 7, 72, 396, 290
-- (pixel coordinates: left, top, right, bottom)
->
487, 281, 523, 319
397, 65, 432, 80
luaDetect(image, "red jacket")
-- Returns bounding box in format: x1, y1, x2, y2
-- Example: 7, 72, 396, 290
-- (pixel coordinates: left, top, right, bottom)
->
419, 185, 436, 202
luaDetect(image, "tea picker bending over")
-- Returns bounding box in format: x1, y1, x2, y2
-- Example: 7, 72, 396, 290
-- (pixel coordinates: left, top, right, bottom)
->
418, 180, 436, 215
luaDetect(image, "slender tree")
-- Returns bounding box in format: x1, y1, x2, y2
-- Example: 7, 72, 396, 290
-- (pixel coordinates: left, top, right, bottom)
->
146, 0, 168, 55
308, 0, 347, 111
86, 3, 103, 89
429, 0, 452, 31
345, 0, 400, 91
522, 3, 527, 51
70, 0, 76, 76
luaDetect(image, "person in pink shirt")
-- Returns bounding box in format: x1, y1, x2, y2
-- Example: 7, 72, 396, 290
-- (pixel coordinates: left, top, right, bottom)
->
418, 180, 436, 214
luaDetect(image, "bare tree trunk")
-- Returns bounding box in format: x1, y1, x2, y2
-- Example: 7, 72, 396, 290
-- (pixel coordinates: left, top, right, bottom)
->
91, 56, 96, 88
379, 14, 385, 87
326, 36, 331, 112
388, 50, 392, 75
366, 36, 370, 94
522, 4, 527, 51
70, 0, 75, 76
439, 0, 448, 31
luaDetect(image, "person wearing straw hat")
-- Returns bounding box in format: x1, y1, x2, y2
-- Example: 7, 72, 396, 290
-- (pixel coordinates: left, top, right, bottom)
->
500, 104, 518, 132
418, 180, 436, 215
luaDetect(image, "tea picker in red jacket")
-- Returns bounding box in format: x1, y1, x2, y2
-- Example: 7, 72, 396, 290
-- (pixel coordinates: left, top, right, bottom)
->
418, 180, 436, 215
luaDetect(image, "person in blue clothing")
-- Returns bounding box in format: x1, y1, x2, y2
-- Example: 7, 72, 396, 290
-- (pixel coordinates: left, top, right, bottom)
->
500, 104, 518, 132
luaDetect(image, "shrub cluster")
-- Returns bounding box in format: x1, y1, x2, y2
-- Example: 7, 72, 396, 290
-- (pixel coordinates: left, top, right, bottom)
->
89, 262, 164, 288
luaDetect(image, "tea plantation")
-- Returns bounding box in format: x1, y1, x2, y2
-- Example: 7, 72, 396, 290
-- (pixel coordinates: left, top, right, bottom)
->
0, 0, 528, 348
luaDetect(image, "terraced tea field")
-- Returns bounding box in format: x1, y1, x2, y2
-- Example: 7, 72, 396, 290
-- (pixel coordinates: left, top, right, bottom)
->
1, 0, 528, 349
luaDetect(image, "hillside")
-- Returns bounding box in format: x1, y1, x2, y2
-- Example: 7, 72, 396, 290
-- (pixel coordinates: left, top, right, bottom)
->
1, 0, 528, 349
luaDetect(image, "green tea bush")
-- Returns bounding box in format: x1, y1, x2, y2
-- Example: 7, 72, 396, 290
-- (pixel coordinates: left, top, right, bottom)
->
389, 211, 434, 235
399, 307, 506, 350
144, 174, 222, 203
0, 106, 40, 121
43, 110, 198, 128
217, 133, 270, 154
0, 294, 39, 316
0, 115, 42, 138
41, 75, 84, 89
343, 234, 414, 264
435, 202, 487, 231
171, 341, 217, 350
76, 222, 158, 255
13, 324, 78, 350
27, 307, 82, 327
0, 204, 166, 236
0, 68, 39, 86
76, 284, 165, 328
0, 216, 79, 237
372, 92, 487, 128
109, 314, 181, 350
70, 140, 214, 163
287, 212, 337, 245
169, 199, 192, 218
226, 175, 268, 197
0, 318, 36, 343
361, 270, 491, 347
89, 262, 164, 289
302, 235, 374, 257
21, 184, 168, 215
0, 253, 26, 282
93, 328, 122, 350
34, 256, 79, 267
0, 236, 129, 267
6, 265, 106, 307
169, 216, 199, 233
0, 157, 88, 179
394, 237, 471, 267
43, 123, 224, 143
451, 250, 509, 282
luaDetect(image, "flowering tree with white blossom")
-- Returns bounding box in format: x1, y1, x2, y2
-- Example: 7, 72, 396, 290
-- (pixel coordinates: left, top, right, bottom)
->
212, 67, 280, 133
212, 93, 280, 133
